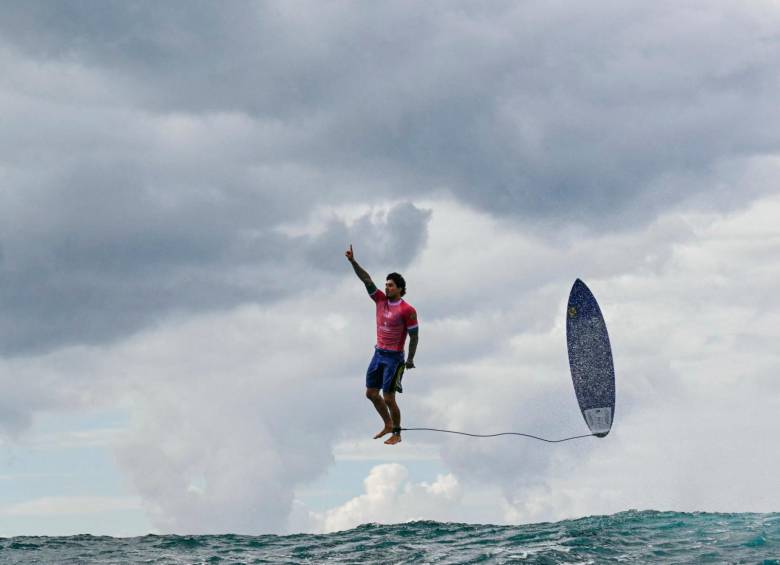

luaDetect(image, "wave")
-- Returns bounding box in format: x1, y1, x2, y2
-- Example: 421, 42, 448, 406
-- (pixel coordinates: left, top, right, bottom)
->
2, 510, 778, 564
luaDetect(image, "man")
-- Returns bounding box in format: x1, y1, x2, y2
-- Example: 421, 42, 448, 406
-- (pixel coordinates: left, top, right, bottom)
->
345, 244, 419, 446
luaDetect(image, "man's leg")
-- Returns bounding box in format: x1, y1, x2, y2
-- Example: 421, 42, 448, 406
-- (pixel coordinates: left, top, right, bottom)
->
383, 391, 402, 445
366, 388, 393, 439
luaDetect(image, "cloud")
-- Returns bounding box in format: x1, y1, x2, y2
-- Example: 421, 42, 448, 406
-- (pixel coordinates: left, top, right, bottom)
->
5, 2, 779, 222
304, 202, 432, 273
2, 1, 779, 359
300, 463, 462, 533
1, 26, 433, 356
3, 187, 779, 533
0, 195, 430, 356
2, 277, 369, 531
330, 438, 441, 462
398, 193, 780, 522
0, 345, 117, 438
110, 190, 780, 530
2, 1, 780, 535
107, 302, 348, 533
98, 279, 418, 534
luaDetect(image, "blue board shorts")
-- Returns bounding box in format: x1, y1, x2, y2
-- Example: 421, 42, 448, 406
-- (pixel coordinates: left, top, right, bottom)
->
366, 347, 405, 393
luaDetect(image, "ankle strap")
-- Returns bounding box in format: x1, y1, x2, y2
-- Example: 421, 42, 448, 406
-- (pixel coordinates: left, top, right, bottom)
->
392, 427, 401, 435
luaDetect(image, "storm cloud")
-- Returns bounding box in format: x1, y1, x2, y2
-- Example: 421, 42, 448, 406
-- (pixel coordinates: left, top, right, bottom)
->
3, 1, 779, 354
2, 0, 780, 535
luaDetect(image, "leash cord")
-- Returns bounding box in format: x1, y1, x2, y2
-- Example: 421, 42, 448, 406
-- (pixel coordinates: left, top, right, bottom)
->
400, 427, 594, 443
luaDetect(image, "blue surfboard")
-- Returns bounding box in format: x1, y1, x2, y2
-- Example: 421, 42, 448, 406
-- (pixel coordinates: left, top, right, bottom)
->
566, 279, 615, 437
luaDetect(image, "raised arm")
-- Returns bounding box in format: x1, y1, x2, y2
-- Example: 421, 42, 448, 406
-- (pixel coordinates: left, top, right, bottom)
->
345, 244, 377, 293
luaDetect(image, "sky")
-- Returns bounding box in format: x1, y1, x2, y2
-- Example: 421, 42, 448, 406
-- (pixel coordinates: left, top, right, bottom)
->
1, 0, 780, 537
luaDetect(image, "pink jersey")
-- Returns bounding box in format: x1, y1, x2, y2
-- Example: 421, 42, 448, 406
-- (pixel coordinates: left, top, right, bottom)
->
370, 289, 418, 352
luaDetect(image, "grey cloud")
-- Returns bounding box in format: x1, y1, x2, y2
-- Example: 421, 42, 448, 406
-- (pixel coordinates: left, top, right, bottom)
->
2, 2, 779, 354
356, 202, 433, 269
4, 1, 778, 227
0, 391, 33, 438
305, 202, 432, 273
0, 193, 431, 355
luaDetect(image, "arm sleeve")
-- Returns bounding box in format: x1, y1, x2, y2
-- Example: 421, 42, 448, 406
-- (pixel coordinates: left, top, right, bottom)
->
404, 306, 419, 330
369, 287, 386, 303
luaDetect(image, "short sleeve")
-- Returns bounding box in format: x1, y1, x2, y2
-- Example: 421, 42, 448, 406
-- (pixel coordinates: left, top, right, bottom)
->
370, 287, 386, 303
404, 306, 418, 330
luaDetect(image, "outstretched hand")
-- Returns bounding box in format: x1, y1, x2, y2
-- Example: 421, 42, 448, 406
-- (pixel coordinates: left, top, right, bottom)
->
345, 243, 355, 262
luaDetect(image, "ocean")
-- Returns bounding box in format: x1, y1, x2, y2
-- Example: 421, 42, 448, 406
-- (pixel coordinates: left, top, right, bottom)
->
1, 510, 778, 564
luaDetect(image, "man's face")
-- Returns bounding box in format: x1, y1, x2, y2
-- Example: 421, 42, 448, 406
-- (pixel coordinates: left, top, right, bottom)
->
385, 279, 401, 299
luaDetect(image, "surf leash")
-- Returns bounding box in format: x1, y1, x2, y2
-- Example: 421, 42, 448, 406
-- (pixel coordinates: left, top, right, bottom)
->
399, 427, 596, 443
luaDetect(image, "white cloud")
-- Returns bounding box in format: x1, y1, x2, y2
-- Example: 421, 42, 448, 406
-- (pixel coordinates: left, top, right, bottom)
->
401, 191, 780, 522
107, 295, 363, 534
331, 439, 441, 462
3, 184, 780, 534
304, 463, 462, 533
3, 185, 779, 534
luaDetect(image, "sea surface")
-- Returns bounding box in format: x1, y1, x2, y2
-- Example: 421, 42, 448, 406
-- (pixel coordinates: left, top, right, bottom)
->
1, 510, 778, 564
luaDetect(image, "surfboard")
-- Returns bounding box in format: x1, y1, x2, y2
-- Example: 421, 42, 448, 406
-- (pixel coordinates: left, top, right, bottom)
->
566, 279, 615, 437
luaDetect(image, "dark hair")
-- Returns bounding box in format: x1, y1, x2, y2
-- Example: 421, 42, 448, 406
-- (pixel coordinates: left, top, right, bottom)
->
386, 272, 406, 297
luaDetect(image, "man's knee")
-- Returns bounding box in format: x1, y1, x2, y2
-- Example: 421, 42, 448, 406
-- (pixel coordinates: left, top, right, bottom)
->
382, 392, 397, 406
366, 388, 381, 401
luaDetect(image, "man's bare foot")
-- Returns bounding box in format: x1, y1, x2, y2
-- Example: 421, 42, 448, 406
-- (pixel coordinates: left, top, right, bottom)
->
373, 426, 393, 439
384, 434, 402, 445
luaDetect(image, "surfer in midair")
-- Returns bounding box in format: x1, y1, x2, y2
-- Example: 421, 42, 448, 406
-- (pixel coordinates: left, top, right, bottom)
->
346, 244, 419, 445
